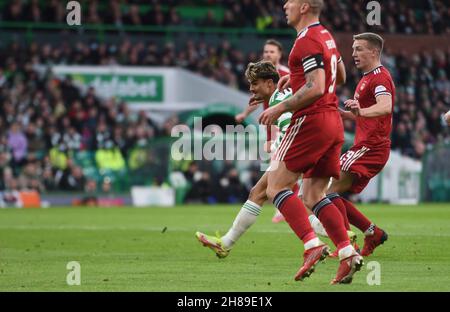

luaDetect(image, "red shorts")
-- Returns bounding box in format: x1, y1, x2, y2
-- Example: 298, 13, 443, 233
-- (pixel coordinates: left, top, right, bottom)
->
340, 143, 390, 193
275, 111, 344, 179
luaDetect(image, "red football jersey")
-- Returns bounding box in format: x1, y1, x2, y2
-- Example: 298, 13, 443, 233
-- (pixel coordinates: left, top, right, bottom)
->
277, 64, 290, 78
288, 22, 342, 119
354, 65, 395, 147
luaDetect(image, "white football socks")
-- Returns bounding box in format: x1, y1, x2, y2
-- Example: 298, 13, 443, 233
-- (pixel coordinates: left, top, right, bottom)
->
308, 215, 328, 237
338, 244, 356, 260
304, 237, 321, 250
221, 200, 261, 249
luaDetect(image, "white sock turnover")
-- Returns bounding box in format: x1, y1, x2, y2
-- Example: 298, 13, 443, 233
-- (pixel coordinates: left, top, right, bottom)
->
221, 200, 261, 249
308, 215, 328, 237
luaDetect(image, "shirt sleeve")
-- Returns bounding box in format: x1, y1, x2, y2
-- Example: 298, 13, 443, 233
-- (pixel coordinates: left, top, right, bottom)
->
371, 73, 394, 98
297, 37, 324, 74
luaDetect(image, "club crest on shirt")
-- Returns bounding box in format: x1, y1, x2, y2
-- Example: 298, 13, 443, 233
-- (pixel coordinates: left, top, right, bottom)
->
360, 82, 367, 91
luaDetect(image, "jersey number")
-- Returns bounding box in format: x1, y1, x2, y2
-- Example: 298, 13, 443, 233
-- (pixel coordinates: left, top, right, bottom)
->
328, 54, 337, 93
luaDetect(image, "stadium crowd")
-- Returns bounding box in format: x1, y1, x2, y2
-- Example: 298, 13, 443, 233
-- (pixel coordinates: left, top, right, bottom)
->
1, 37, 449, 200
0, 45, 251, 200
0, 1, 449, 200
2, 37, 449, 157
1, 0, 449, 35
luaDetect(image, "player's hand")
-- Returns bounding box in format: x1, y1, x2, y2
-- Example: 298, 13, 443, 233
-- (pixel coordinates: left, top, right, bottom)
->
277, 75, 290, 91
249, 95, 264, 107
344, 99, 357, 107
259, 105, 283, 126
445, 111, 450, 126
345, 99, 362, 116
235, 112, 247, 123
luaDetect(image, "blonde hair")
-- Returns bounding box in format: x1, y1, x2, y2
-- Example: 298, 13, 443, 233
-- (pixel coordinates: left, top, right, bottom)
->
354, 32, 385, 54
305, 0, 324, 15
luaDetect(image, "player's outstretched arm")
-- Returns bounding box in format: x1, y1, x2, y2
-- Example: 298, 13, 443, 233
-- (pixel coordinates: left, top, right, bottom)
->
235, 96, 263, 123
235, 105, 258, 123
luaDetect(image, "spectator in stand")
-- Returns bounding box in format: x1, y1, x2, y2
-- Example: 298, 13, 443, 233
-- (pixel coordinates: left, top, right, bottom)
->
0, 2, 449, 197
445, 111, 450, 126
60, 165, 86, 192
2, 1, 448, 34
95, 140, 126, 172
18, 161, 44, 192
200, 10, 218, 28
7, 122, 28, 172
220, 168, 248, 203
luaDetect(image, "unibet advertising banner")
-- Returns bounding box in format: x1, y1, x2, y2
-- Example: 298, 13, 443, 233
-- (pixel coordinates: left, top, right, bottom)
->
71, 73, 163, 103
47, 65, 250, 110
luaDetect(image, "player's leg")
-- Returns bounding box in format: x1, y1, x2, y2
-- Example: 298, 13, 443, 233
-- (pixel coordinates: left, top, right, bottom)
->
311, 172, 357, 257
306, 203, 357, 242
330, 147, 389, 257
304, 178, 331, 238
326, 172, 353, 230
272, 182, 300, 223
328, 171, 372, 234
303, 176, 363, 284
339, 195, 388, 257
196, 171, 270, 258
266, 161, 330, 281
301, 117, 365, 284
220, 172, 271, 249
302, 177, 354, 258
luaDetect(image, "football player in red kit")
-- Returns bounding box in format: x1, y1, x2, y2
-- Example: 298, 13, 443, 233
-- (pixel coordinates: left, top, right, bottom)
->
258, 0, 363, 285
326, 33, 395, 257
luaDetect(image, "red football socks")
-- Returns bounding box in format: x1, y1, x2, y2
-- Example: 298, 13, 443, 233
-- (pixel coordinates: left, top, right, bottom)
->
313, 198, 350, 249
341, 197, 372, 233
274, 190, 316, 244
327, 194, 351, 230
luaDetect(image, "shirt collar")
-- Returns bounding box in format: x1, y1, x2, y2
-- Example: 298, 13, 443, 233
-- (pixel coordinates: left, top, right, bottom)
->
297, 22, 321, 37
363, 65, 383, 76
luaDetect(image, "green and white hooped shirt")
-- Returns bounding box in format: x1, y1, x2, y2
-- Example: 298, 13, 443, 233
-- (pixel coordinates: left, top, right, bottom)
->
268, 88, 293, 152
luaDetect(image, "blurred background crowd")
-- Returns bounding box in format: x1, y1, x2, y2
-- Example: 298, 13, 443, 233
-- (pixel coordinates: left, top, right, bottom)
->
2, 0, 449, 34
0, 0, 449, 203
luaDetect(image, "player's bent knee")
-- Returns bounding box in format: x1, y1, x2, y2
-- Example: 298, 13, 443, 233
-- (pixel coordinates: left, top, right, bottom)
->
302, 190, 326, 210
266, 187, 280, 203
302, 196, 317, 210
329, 172, 354, 194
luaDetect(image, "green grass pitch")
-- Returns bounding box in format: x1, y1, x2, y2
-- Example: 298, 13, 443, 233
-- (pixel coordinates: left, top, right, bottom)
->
0, 203, 449, 291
